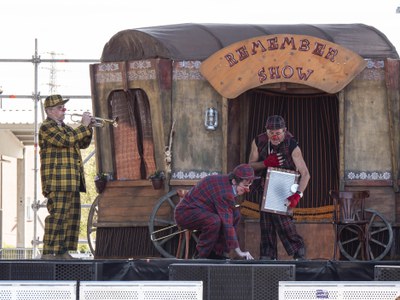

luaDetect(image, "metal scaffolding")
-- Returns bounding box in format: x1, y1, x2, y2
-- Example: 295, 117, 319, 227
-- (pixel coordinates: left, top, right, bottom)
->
0, 39, 99, 257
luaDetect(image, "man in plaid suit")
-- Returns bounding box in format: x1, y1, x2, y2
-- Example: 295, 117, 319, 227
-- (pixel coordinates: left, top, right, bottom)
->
175, 164, 257, 260
249, 115, 310, 260
39, 94, 93, 259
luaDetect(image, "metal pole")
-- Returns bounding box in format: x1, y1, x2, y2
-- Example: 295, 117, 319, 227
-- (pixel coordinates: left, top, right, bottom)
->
32, 39, 40, 258
0, 40, 99, 258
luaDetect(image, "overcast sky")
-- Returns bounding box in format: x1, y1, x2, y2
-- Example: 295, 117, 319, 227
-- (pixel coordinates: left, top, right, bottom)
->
1, 0, 399, 106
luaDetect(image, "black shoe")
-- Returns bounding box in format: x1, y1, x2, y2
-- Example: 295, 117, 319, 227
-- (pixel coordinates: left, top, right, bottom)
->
41, 254, 57, 260
259, 256, 277, 260
192, 250, 200, 259
192, 250, 210, 259
293, 254, 305, 260
59, 252, 74, 259
293, 248, 306, 260
207, 251, 229, 260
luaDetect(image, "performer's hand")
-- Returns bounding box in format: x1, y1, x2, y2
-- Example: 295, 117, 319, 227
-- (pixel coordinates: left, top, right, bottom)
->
234, 248, 254, 260
287, 193, 301, 208
81, 112, 92, 127
263, 153, 283, 168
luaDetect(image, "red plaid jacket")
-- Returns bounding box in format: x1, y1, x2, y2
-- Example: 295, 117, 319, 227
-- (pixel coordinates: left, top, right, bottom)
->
175, 175, 240, 250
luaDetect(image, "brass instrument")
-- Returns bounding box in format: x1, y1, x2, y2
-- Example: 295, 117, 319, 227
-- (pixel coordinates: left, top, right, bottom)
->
150, 224, 197, 242
66, 113, 118, 127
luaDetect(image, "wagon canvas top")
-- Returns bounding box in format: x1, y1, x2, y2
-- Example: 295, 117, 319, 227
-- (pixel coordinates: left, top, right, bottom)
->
101, 23, 398, 62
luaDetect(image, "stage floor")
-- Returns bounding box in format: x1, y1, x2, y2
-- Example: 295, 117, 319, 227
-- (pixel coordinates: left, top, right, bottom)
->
0, 258, 399, 281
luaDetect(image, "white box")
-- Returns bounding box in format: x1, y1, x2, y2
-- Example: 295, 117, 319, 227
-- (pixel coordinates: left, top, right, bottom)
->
279, 281, 400, 300
0, 280, 76, 300
80, 281, 202, 300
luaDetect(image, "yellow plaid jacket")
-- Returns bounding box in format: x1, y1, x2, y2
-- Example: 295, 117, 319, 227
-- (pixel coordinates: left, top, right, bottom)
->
39, 118, 93, 196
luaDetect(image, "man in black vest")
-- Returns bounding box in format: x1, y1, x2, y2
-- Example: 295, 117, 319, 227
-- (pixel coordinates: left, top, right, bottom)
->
248, 115, 310, 260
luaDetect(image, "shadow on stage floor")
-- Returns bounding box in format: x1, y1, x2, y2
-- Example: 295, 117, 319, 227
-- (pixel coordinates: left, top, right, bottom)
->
0, 258, 399, 281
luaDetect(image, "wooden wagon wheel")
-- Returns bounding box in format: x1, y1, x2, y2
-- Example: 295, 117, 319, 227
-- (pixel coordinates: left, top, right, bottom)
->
148, 190, 199, 258
338, 208, 393, 261
87, 195, 99, 256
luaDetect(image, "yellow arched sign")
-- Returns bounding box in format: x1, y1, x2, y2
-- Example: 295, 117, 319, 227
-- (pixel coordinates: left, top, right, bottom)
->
200, 34, 367, 98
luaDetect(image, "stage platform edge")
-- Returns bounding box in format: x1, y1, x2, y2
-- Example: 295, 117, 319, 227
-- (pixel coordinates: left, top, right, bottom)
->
0, 258, 399, 282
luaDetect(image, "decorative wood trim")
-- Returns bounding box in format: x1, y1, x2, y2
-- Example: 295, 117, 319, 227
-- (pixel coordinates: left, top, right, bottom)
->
173, 61, 203, 80
171, 170, 220, 180
169, 179, 199, 186
346, 171, 391, 180
106, 180, 152, 187
345, 180, 393, 187
95, 222, 149, 228
200, 34, 367, 98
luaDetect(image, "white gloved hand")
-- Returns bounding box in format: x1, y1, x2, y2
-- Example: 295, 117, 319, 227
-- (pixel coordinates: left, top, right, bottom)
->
81, 112, 93, 127
234, 248, 254, 260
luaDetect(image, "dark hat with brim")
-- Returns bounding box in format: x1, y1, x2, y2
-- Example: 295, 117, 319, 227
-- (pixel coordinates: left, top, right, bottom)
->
232, 164, 259, 180
44, 94, 69, 109
266, 115, 286, 130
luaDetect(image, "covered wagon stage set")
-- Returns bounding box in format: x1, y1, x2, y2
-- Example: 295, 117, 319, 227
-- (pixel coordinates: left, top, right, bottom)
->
3, 23, 400, 298
89, 22, 399, 260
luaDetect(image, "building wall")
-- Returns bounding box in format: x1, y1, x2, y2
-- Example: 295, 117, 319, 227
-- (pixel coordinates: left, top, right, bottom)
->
1, 155, 17, 247
1, 146, 47, 248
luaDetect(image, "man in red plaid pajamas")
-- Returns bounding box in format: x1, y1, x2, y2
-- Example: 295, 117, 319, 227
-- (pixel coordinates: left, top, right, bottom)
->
249, 115, 310, 260
175, 164, 257, 260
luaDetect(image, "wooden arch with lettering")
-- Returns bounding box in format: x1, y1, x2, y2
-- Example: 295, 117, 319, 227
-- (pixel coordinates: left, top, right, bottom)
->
200, 34, 367, 98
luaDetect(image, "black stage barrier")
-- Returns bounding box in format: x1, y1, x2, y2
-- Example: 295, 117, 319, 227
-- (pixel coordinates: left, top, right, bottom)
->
0, 260, 102, 281
375, 265, 400, 281
0, 259, 399, 281
169, 263, 295, 300
294, 260, 376, 281
100, 259, 396, 282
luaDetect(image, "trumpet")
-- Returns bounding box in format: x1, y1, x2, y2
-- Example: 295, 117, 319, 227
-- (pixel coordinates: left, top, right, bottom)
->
66, 113, 118, 128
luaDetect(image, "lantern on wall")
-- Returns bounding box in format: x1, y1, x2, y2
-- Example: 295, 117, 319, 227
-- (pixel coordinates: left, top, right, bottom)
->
204, 107, 218, 130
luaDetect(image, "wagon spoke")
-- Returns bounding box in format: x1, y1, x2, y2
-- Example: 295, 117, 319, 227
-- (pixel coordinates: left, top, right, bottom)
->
149, 190, 198, 258
153, 217, 175, 226
87, 196, 99, 256
341, 236, 359, 245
